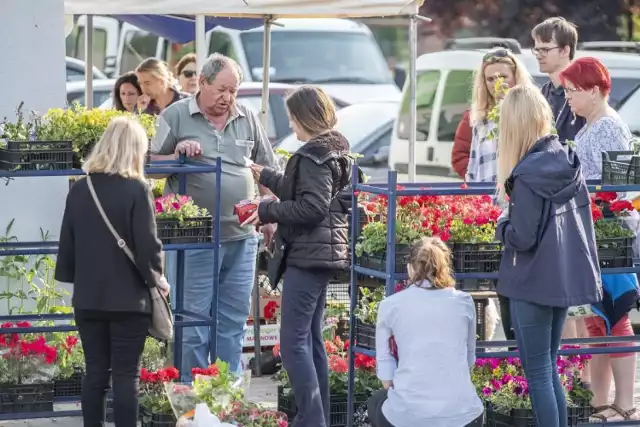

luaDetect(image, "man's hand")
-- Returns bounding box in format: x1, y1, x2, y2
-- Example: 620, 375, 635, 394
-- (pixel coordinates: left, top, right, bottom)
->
382, 380, 393, 390
137, 94, 151, 112
158, 275, 171, 298
250, 163, 265, 181
175, 140, 203, 158
261, 223, 277, 247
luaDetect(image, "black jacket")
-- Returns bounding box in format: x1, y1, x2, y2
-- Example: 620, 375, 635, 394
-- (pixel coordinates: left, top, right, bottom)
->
257, 131, 352, 270
55, 173, 164, 313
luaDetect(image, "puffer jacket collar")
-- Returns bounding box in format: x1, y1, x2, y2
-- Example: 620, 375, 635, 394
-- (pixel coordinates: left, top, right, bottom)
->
295, 130, 350, 165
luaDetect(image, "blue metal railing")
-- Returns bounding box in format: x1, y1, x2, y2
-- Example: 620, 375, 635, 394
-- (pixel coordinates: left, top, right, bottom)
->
0, 158, 222, 420
347, 168, 640, 427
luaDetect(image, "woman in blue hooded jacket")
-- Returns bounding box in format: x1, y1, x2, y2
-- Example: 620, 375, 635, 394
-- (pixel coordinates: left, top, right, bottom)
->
495, 84, 602, 427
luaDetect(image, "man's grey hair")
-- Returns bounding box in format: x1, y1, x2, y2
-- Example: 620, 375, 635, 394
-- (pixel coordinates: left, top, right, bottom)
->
200, 53, 243, 83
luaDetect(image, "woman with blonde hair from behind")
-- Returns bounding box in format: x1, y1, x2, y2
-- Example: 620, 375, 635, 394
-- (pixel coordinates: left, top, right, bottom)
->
368, 237, 484, 427
55, 117, 169, 427
495, 85, 601, 427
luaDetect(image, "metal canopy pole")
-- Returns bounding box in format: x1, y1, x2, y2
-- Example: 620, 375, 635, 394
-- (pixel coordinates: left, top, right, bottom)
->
259, 16, 273, 131
407, 14, 431, 183
84, 15, 94, 108
195, 15, 207, 71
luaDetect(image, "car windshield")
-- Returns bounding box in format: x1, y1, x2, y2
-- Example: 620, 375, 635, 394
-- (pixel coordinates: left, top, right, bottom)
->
277, 102, 397, 153
533, 75, 640, 110
241, 31, 392, 85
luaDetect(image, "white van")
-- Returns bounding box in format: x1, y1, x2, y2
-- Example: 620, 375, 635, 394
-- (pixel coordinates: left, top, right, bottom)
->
66, 15, 121, 77
389, 47, 640, 183
115, 18, 400, 104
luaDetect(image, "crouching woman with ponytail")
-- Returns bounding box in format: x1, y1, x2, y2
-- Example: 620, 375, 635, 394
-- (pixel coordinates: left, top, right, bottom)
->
367, 237, 484, 427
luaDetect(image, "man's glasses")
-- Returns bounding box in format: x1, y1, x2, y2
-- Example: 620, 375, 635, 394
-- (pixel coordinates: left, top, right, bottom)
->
483, 49, 511, 63
182, 70, 197, 78
531, 46, 560, 57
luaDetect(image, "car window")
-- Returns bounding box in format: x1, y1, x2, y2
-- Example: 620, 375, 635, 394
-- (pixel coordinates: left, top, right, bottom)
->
533, 75, 640, 110
120, 30, 160, 74
357, 129, 392, 158
77, 28, 108, 70
66, 66, 85, 82
396, 70, 441, 140
241, 31, 391, 84
67, 89, 112, 108
209, 34, 238, 62
437, 70, 473, 141
235, 96, 277, 139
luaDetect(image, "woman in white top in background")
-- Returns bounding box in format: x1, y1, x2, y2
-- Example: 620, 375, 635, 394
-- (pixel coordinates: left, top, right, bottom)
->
367, 237, 483, 427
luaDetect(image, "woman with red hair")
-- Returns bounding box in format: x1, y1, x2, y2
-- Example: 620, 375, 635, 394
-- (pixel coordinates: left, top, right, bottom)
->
560, 57, 639, 422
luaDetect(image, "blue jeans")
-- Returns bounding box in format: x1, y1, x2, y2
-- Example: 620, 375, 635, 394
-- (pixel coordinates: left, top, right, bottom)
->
280, 266, 332, 427
510, 299, 569, 427
166, 235, 258, 380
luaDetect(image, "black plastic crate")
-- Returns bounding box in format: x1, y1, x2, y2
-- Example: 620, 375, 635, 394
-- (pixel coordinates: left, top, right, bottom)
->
0, 140, 73, 171
156, 216, 213, 245
475, 299, 488, 342
568, 400, 592, 426
486, 402, 588, 427
0, 382, 54, 414
54, 369, 83, 397
602, 151, 640, 185
277, 386, 368, 427
357, 246, 410, 274
596, 237, 633, 268
140, 407, 177, 427
354, 319, 376, 350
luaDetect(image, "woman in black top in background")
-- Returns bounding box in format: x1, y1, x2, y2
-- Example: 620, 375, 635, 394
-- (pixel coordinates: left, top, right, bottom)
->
55, 116, 169, 427
112, 72, 142, 113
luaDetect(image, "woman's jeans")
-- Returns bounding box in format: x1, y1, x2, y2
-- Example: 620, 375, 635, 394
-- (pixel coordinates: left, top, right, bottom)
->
280, 266, 332, 427
75, 309, 150, 427
510, 299, 569, 427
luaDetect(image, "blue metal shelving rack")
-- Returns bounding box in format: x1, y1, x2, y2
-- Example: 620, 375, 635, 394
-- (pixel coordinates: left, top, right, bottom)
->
0, 157, 222, 420
346, 168, 640, 427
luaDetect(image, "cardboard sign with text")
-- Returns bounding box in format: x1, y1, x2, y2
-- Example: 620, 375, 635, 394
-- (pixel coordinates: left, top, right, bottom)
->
243, 323, 280, 348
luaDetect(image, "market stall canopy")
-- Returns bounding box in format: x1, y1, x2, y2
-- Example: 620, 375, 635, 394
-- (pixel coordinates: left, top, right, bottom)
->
113, 15, 263, 43
65, 0, 421, 17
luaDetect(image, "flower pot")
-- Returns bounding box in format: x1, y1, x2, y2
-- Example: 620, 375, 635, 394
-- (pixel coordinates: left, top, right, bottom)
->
277, 386, 368, 427
54, 368, 83, 397
450, 242, 502, 291
0, 140, 73, 171
596, 236, 634, 268
354, 319, 376, 351
486, 405, 535, 427
156, 216, 213, 245
568, 399, 593, 426
140, 407, 177, 427
0, 382, 54, 414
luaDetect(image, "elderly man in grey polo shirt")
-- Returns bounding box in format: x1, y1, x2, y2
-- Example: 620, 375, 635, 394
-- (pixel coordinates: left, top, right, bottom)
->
151, 53, 278, 379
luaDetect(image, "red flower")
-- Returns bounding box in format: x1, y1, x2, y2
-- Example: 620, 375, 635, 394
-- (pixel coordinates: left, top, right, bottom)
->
610, 200, 633, 213
328, 355, 348, 373
596, 192, 618, 203
354, 353, 376, 370
263, 300, 280, 320
591, 204, 604, 222
324, 340, 338, 355
192, 364, 219, 377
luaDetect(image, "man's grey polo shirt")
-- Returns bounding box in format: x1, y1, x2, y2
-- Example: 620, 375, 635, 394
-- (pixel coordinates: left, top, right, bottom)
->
151, 96, 278, 242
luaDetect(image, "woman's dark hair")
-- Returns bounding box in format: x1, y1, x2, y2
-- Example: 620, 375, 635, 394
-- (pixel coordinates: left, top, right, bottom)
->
285, 85, 337, 137
175, 53, 197, 77
113, 72, 142, 111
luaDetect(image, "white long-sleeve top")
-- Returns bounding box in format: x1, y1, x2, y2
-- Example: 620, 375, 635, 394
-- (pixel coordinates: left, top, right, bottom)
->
376, 285, 483, 427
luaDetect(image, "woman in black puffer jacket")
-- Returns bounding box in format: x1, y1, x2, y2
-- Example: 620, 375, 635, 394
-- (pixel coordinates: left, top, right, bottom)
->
245, 85, 352, 427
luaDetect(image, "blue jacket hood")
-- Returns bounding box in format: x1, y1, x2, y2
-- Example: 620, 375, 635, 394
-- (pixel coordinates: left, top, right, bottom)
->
511, 135, 583, 204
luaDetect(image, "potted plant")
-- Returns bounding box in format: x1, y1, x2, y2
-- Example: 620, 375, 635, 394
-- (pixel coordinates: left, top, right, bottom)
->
0, 322, 57, 413
154, 193, 212, 245
218, 400, 288, 426
591, 193, 635, 268
0, 102, 74, 171
275, 337, 378, 426
139, 366, 180, 426
51, 333, 84, 398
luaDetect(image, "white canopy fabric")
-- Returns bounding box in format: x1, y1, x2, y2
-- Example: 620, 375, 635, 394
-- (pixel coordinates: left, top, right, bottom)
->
64, 0, 421, 18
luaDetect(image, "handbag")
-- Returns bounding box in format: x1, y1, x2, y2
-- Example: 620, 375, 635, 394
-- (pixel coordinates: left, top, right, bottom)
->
86, 176, 174, 340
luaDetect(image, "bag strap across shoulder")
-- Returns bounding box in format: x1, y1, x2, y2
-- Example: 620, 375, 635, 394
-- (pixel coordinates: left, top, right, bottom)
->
86, 175, 136, 264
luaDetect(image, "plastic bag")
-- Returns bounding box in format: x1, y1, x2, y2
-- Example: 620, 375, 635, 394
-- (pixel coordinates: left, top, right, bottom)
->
176, 403, 236, 427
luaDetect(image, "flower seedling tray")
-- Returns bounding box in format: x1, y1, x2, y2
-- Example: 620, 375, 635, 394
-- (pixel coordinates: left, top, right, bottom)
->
140, 407, 177, 427
0, 140, 73, 171
601, 151, 640, 185
354, 319, 376, 351
486, 402, 590, 427
451, 242, 501, 292
596, 236, 633, 268
0, 382, 54, 414
277, 386, 369, 427
53, 369, 83, 398
156, 216, 213, 245
358, 245, 411, 274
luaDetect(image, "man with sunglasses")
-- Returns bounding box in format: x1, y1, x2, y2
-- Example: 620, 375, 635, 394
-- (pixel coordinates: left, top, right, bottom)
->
531, 17, 586, 142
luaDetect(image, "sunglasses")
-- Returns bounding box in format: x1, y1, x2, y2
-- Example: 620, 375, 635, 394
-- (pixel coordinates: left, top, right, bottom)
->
483, 49, 511, 63
182, 70, 197, 78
